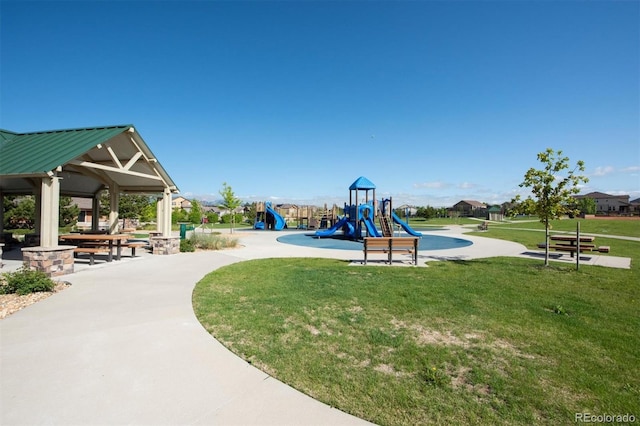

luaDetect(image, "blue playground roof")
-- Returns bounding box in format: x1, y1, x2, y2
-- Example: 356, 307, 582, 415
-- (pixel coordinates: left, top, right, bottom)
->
349, 176, 376, 190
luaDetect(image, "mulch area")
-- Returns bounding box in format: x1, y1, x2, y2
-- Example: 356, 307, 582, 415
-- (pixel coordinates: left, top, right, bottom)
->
0, 281, 71, 319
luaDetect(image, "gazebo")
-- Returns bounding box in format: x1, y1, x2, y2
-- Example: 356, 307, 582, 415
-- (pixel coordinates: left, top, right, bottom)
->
0, 125, 179, 275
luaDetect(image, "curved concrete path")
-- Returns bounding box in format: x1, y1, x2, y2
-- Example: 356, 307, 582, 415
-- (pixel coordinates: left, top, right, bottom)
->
0, 228, 629, 425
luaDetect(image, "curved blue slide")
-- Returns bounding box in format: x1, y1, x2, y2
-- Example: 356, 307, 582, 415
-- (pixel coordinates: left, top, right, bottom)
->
362, 216, 382, 237
392, 211, 422, 236
266, 204, 286, 230
314, 216, 354, 237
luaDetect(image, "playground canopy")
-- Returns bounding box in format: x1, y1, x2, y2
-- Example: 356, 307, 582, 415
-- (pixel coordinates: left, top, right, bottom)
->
0, 125, 178, 246
349, 176, 376, 190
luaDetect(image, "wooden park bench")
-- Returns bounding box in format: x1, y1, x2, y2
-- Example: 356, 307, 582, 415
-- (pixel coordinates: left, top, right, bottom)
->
363, 236, 419, 265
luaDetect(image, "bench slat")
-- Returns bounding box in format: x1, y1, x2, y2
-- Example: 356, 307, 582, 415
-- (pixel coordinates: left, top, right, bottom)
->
537, 243, 595, 252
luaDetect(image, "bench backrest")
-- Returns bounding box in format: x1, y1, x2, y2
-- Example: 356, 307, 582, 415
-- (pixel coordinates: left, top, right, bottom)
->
364, 237, 418, 249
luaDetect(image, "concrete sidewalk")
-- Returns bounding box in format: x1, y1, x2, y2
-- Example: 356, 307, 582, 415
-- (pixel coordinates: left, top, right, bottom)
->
0, 245, 372, 425
0, 228, 632, 425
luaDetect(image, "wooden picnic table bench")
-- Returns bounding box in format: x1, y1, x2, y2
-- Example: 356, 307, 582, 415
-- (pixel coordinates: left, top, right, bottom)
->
72, 246, 111, 265
60, 233, 132, 263
538, 234, 610, 258
122, 241, 147, 257
363, 236, 419, 265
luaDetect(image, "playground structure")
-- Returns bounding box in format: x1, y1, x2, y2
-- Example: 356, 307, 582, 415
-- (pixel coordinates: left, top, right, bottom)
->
314, 176, 422, 240
308, 204, 340, 230
255, 202, 341, 231
254, 201, 286, 230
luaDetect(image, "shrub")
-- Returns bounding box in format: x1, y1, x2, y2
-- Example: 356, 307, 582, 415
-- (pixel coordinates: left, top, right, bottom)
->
180, 238, 195, 252
186, 233, 238, 251
0, 267, 55, 295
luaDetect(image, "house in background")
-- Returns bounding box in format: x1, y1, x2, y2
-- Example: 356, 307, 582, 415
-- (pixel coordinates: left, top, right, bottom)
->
451, 200, 487, 217
574, 192, 631, 215
397, 204, 418, 217
71, 197, 95, 230
171, 195, 192, 212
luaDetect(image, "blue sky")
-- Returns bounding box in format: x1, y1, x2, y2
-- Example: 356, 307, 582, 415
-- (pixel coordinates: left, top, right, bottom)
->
2, 0, 638, 207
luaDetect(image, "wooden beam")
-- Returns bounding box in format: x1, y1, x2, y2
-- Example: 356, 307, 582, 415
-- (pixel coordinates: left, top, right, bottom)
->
67, 160, 163, 181
123, 151, 143, 171
105, 145, 123, 169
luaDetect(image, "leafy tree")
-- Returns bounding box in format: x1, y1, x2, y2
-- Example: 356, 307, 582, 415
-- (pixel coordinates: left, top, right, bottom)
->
416, 205, 446, 220
243, 202, 256, 225
3, 196, 35, 229
99, 192, 155, 227
219, 182, 242, 233
3, 195, 80, 230
120, 195, 154, 219
511, 148, 588, 266
172, 208, 189, 224
140, 202, 156, 222
188, 199, 204, 224
575, 196, 596, 215
205, 211, 219, 224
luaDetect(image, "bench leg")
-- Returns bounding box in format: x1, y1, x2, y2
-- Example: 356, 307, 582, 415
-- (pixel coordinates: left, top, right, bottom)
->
89, 253, 95, 266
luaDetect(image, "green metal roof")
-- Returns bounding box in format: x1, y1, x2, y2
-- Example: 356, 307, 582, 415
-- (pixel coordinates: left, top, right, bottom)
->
0, 125, 131, 175
0, 124, 178, 197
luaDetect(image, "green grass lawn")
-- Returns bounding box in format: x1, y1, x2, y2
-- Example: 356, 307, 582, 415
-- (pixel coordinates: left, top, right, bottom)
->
489, 217, 640, 239
193, 219, 639, 425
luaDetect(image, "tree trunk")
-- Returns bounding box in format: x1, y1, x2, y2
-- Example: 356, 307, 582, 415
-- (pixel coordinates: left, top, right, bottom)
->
544, 219, 550, 267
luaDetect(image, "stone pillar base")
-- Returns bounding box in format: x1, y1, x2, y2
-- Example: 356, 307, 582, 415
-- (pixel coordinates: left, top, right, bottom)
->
22, 246, 75, 277
152, 237, 180, 255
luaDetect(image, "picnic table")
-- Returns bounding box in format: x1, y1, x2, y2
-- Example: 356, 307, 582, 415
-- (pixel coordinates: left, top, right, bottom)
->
538, 235, 609, 258
59, 233, 133, 264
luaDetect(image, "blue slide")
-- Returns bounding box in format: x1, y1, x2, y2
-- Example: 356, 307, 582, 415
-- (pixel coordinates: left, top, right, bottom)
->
362, 216, 382, 237
314, 216, 353, 237
266, 204, 286, 230
255, 204, 287, 230
392, 211, 422, 236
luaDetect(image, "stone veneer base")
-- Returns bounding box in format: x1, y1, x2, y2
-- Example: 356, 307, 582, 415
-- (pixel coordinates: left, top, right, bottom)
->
152, 237, 180, 255
21, 246, 76, 277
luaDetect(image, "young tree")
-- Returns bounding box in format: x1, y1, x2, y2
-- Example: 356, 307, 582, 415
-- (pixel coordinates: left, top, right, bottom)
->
511, 148, 588, 266
188, 199, 203, 224
219, 182, 242, 233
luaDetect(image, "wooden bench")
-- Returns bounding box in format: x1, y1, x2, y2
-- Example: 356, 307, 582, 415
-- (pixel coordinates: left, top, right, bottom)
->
537, 243, 610, 254
123, 242, 147, 257
477, 221, 488, 231
76, 241, 147, 257
73, 247, 110, 265
363, 236, 419, 265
